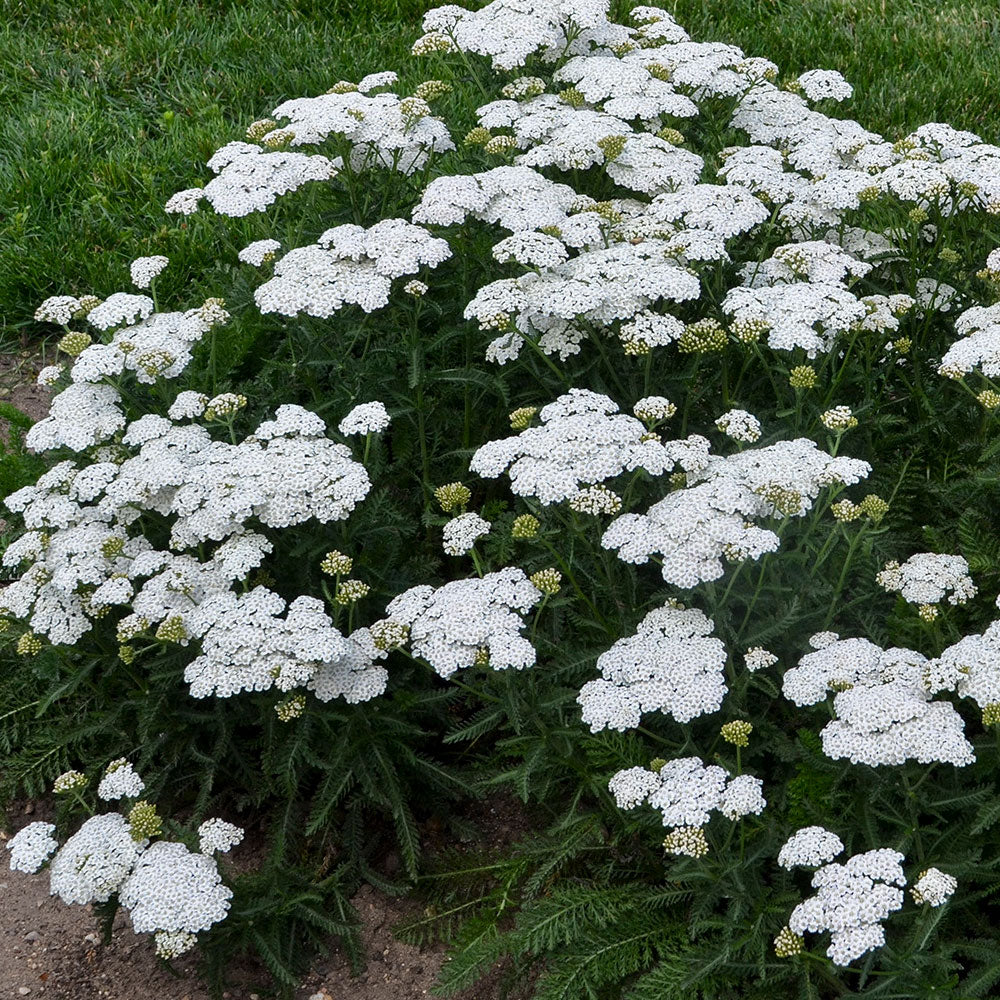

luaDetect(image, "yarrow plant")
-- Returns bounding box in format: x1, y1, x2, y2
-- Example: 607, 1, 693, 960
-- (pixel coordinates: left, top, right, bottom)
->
5, 0, 1000, 996
6, 762, 240, 962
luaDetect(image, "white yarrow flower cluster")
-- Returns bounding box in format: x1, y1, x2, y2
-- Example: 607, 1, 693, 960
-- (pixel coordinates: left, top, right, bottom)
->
130, 256, 169, 289
197, 819, 245, 856
49, 814, 145, 905
119, 840, 233, 941
745, 646, 778, 672
603, 438, 870, 586
377, 568, 542, 678
609, 757, 765, 831
578, 603, 726, 731
471, 388, 708, 504
925, 619, 1000, 712
788, 848, 905, 965
166, 142, 337, 217
442, 512, 492, 555
255, 220, 451, 317
938, 303, 1000, 378
778, 826, 845, 869
421, 0, 625, 72
910, 867, 957, 907
238, 239, 281, 266
98, 759, 145, 801
338, 401, 392, 436
715, 408, 761, 443
783, 635, 974, 767
6, 822, 59, 874
876, 552, 976, 607
796, 70, 853, 103
271, 87, 453, 174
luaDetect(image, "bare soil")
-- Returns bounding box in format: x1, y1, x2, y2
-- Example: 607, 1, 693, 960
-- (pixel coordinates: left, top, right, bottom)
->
0, 351, 51, 424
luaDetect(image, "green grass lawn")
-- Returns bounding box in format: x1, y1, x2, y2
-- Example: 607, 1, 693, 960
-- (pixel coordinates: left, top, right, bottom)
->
1, 0, 997, 351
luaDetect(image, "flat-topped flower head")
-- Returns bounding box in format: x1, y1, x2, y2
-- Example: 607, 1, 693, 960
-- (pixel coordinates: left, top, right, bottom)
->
745, 646, 778, 672
49, 813, 145, 905
910, 867, 957, 907
778, 826, 845, 869
442, 512, 491, 555
256, 220, 450, 318
238, 239, 281, 266
633, 396, 676, 423
603, 438, 869, 587
197, 819, 244, 856
120, 840, 232, 937
784, 636, 974, 767
876, 553, 976, 608
471, 389, 707, 505
796, 69, 853, 102
36, 295, 84, 326
579, 603, 727, 731
339, 401, 391, 436
6, 822, 59, 874
715, 408, 761, 443
130, 256, 169, 289
379, 568, 542, 678
98, 759, 145, 801
787, 848, 905, 966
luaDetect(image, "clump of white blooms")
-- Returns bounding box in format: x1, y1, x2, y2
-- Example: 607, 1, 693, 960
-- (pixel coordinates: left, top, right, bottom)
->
255, 220, 451, 317
36, 294, 85, 326
413, 166, 596, 243
578, 603, 726, 731
338, 401, 392, 435
85, 292, 154, 331
238, 239, 281, 266
745, 646, 778, 672
609, 757, 765, 843
602, 438, 870, 587
796, 70, 853, 103
197, 819, 245, 856
939, 303, 1000, 379
13, 1, 1000, 980
778, 826, 845, 869
421, 0, 629, 72
166, 142, 337, 217
910, 867, 957, 907
633, 396, 676, 423
787, 849, 906, 966
130, 256, 169, 289
568, 484, 624, 515
119, 840, 233, 949
876, 553, 976, 608
183, 589, 387, 703
269, 85, 453, 174
53, 771, 88, 794
1, 404, 375, 706
465, 240, 701, 364
820, 405, 858, 432
375, 568, 542, 678
471, 388, 709, 504
97, 759, 145, 801
783, 635, 974, 767
715, 408, 761, 443
5, 822, 59, 874
723, 281, 867, 357
924, 619, 1000, 712
442, 512, 492, 555
49, 814, 145, 905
